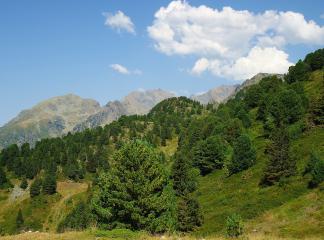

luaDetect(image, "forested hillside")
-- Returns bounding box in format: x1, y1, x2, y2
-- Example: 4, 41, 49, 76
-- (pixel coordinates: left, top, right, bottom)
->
0, 49, 323, 239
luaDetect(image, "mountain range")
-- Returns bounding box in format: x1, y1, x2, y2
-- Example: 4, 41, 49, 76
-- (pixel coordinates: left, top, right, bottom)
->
0, 73, 280, 148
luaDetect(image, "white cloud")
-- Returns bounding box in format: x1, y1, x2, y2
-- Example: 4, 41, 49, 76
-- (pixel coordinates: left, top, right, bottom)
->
191, 58, 210, 75
110, 64, 130, 74
192, 47, 293, 80
148, 1, 324, 80
104, 11, 135, 34
110, 64, 142, 75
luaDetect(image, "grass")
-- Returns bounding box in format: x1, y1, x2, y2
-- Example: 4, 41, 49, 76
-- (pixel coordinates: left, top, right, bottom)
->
246, 189, 324, 238
0, 181, 88, 235
304, 70, 324, 100
43, 181, 88, 232
0, 230, 323, 240
159, 137, 179, 157
193, 118, 324, 238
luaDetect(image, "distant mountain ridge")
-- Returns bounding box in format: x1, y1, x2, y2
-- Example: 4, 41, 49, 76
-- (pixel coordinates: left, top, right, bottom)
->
0, 89, 175, 148
191, 85, 239, 105
73, 89, 175, 132
0, 94, 101, 148
0, 73, 282, 148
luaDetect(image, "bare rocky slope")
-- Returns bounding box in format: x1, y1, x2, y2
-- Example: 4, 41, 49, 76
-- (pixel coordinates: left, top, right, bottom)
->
73, 89, 175, 132
0, 94, 101, 148
191, 85, 238, 105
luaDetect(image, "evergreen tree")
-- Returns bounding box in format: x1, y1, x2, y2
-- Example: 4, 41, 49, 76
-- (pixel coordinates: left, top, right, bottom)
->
43, 171, 57, 195
30, 178, 42, 198
91, 140, 176, 233
304, 152, 319, 175
172, 152, 202, 231
236, 108, 251, 128
222, 118, 243, 144
304, 48, 324, 71
269, 89, 304, 126
285, 60, 310, 83
16, 209, 24, 231
172, 152, 198, 196
228, 134, 256, 175
20, 177, 28, 190
193, 136, 227, 176
176, 196, 202, 232
244, 84, 263, 108
260, 128, 296, 186
304, 152, 324, 188
0, 167, 10, 189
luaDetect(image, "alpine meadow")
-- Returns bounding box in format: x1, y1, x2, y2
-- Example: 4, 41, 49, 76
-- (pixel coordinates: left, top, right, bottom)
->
0, 1, 323, 240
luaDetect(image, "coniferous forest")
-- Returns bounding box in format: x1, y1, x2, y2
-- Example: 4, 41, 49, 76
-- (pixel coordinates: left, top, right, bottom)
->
0, 49, 323, 239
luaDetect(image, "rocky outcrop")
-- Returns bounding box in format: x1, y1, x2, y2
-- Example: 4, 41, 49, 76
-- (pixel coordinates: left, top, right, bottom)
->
191, 85, 238, 105
0, 94, 101, 148
73, 89, 175, 132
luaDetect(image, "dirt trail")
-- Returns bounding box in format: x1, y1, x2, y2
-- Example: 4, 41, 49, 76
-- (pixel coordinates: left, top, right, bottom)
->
43, 181, 88, 232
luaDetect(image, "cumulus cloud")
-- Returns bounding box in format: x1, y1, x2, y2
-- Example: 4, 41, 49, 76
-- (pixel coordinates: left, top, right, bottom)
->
104, 11, 135, 34
110, 64, 142, 75
195, 47, 293, 80
148, 0, 324, 80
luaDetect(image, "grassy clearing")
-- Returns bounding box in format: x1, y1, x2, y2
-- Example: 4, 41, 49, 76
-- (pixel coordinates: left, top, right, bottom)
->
0, 181, 88, 235
304, 70, 324, 100
159, 137, 178, 157
247, 189, 324, 239
43, 181, 88, 232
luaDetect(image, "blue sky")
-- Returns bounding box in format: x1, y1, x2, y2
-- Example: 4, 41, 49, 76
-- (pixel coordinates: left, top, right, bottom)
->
0, 0, 323, 126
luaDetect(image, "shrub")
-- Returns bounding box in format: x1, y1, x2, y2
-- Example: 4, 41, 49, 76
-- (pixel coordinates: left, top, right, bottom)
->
226, 213, 243, 238
306, 153, 324, 188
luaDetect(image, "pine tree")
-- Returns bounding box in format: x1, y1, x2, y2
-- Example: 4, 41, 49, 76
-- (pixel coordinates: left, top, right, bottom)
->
304, 152, 324, 188
285, 60, 310, 83
176, 196, 202, 232
172, 152, 198, 196
0, 167, 9, 188
43, 171, 57, 195
91, 140, 176, 233
172, 152, 202, 231
20, 177, 28, 190
228, 134, 256, 175
260, 128, 296, 186
193, 136, 226, 176
30, 178, 42, 198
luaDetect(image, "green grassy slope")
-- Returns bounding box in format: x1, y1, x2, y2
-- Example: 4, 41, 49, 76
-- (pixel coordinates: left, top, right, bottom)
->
194, 71, 324, 238
0, 182, 88, 235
